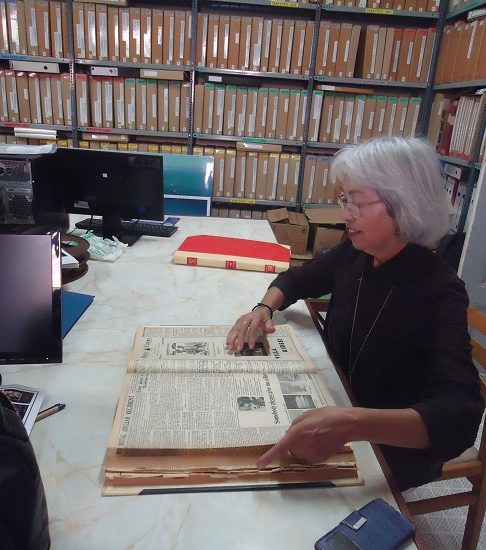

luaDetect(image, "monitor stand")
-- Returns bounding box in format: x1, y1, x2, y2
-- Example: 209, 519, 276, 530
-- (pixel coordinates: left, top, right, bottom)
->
75, 212, 141, 246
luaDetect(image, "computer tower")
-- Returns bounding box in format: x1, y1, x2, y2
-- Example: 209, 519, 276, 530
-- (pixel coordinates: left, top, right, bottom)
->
0, 157, 35, 224
0, 154, 68, 230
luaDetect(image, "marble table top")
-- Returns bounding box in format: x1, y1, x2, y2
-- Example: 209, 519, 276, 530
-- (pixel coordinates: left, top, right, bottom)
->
4, 216, 416, 550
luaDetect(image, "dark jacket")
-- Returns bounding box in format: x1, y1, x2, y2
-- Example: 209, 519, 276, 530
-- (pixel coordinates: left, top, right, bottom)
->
271, 238, 484, 490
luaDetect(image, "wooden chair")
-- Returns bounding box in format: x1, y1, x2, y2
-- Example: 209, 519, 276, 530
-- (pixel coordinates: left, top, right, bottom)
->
406, 306, 486, 550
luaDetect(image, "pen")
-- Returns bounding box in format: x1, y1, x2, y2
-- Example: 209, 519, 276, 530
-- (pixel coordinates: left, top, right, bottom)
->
35, 403, 66, 422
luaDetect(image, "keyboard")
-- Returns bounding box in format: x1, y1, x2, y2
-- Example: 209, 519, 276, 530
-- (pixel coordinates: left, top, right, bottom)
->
75, 218, 178, 238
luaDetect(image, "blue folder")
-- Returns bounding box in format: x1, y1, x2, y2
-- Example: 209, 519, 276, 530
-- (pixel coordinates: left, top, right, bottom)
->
61, 290, 94, 338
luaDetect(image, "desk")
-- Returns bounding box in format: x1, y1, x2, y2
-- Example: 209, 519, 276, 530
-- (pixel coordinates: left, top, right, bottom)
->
5, 216, 417, 549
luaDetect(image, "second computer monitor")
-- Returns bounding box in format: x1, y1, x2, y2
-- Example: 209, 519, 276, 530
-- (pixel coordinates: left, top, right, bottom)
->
57, 148, 164, 242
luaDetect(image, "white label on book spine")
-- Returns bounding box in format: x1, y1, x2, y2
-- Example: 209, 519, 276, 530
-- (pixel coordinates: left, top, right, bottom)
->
309, 165, 316, 200
272, 98, 278, 130
169, 17, 174, 62
354, 99, 365, 143
389, 103, 397, 136
30, 9, 38, 47
180, 20, 185, 60
378, 108, 385, 132
392, 40, 400, 73
326, 104, 333, 135
323, 30, 330, 67
245, 26, 251, 68
76, 23, 83, 54
230, 157, 235, 178
301, 95, 307, 124
229, 96, 236, 129
263, 22, 271, 58
368, 111, 374, 131
252, 160, 257, 193
44, 13, 49, 48
371, 33, 378, 73
399, 108, 406, 132
285, 27, 293, 72
467, 22, 477, 60
262, 97, 268, 126
344, 40, 350, 63
208, 90, 214, 130
224, 24, 229, 60
298, 30, 305, 66
416, 36, 426, 78
332, 40, 338, 63
406, 41, 413, 65
100, 14, 108, 58
283, 163, 288, 187
275, 27, 282, 67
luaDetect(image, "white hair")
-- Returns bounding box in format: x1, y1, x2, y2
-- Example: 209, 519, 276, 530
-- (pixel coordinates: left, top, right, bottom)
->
331, 137, 450, 246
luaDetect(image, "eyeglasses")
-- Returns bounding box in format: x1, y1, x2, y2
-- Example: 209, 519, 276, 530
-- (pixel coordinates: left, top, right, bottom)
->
338, 194, 383, 218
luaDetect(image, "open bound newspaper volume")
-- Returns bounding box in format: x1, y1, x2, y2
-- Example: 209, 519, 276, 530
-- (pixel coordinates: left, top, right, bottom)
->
103, 325, 362, 495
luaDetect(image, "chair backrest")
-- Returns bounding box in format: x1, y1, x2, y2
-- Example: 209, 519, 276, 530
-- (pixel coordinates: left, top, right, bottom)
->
468, 307, 486, 374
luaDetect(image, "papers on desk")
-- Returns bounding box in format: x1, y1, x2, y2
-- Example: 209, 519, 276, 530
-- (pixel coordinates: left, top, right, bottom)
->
62, 249, 79, 269
0, 384, 44, 435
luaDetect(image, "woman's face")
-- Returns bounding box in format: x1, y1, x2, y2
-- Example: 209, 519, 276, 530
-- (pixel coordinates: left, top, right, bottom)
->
340, 177, 404, 263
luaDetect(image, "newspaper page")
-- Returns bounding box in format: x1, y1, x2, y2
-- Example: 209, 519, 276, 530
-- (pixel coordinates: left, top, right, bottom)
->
110, 370, 335, 453
129, 324, 317, 375
0, 384, 45, 435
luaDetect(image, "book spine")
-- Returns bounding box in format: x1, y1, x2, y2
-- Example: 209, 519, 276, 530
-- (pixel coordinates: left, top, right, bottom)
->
173, 251, 288, 273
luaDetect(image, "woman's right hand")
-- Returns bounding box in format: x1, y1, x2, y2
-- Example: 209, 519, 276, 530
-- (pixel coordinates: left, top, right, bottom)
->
226, 307, 275, 353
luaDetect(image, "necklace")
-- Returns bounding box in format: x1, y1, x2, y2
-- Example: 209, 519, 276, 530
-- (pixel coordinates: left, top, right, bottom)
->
348, 276, 395, 383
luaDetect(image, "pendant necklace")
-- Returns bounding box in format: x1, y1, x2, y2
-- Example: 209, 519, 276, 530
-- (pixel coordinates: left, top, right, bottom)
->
348, 275, 395, 383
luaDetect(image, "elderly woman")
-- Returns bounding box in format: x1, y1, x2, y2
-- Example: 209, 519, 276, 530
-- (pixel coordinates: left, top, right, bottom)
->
226, 137, 484, 490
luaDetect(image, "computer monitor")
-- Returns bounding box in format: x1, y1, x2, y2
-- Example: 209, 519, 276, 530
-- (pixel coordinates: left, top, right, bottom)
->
53, 148, 165, 244
0, 225, 62, 364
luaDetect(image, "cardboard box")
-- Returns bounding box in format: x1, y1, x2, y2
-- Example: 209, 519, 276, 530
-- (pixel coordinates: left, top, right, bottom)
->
196, 12, 208, 67
267, 208, 309, 256
108, 7, 120, 61
140, 7, 151, 64
96, 4, 108, 60
206, 13, 218, 68
250, 17, 264, 71
84, 2, 96, 59
244, 151, 258, 198
239, 16, 252, 70
304, 207, 344, 256
4, 71, 18, 121
228, 15, 240, 70
210, 83, 223, 135
312, 155, 331, 203
193, 83, 204, 133
276, 153, 290, 201
308, 91, 323, 142
89, 75, 102, 127
101, 77, 113, 127
266, 88, 279, 139
234, 86, 247, 137
255, 152, 268, 200
184, 11, 192, 65
223, 85, 237, 135
75, 73, 89, 126
261, 18, 272, 72
280, 19, 294, 73
146, 78, 157, 131
8, 0, 27, 55
168, 80, 180, 132
213, 148, 225, 197
234, 150, 246, 198
268, 18, 283, 73
50, 73, 63, 124
129, 7, 140, 63
286, 153, 300, 202
180, 82, 190, 133
36, 0, 49, 56
174, 10, 186, 66
389, 28, 403, 81
163, 10, 174, 65
326, 22, 341, 77
265, 152, 280, 200
113, 76, 124, 128
315, 20, 331, 76
60, 72, 71, 125
245, 87, 258, 137
202, 82, 214, 134
296, 90, 308, 141
119, 6, 129, 61
223, 148, 236, 197
151, 9, 163, 64
26, 0, 39, 56
15, 72, 30, 123
217, 14, 230, 69
124, 76, 135, 129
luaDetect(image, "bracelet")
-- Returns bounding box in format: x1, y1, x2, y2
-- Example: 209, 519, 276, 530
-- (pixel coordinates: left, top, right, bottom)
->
252, 302, 273, 319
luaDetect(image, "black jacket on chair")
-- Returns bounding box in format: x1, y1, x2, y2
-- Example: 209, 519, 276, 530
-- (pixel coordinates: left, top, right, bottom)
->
0, 392, 50, 550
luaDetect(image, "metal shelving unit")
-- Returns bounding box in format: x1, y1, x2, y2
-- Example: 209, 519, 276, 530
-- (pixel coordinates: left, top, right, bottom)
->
212, 196, 292, 206
1, 0, 480, 219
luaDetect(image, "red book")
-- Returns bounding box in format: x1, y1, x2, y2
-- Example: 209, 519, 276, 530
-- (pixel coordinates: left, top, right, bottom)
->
173, 235, 290, 273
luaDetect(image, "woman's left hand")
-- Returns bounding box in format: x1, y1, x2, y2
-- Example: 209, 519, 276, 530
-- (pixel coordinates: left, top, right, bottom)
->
256, 406, 354, 468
